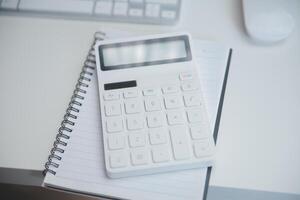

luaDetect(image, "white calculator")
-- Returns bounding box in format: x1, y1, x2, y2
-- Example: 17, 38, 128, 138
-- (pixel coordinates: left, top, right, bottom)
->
95, 33, 215, 178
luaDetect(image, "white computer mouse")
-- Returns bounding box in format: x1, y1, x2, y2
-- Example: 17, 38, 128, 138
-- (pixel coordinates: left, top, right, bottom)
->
243, 0, 295, 44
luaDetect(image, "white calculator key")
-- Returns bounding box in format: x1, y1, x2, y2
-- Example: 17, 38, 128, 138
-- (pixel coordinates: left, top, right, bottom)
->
167, 110, 184, 125
187, 109, 202, 123
109, 151, 128, 168
190, 125, 209, 140
149, 128, 167, 145
129, 133, 146, 147
106, 117, 123, 133
183, 93, 201, 107
1, 0, 19, 9
151, 145, 170, 163
108, 134, 125, 150
170, 126, 191, 160
179, 72, 193, 80
144, 97, 161, 111
147, 112, 164, 128
143, 88, 158, 96
162, 85, 179, 94
129, 8, 143, 16
164, 95, 183, 109
145, 3, 160, 18
105, 101, 121, 116
127, 114, 144, 130
146, 0, 178, 5
123, 89, 138, 98
129, 0, 143, 4
194, 139, 214, 158
181, 82, 198, 91
103, 91, 120, 100
95, 0, 113, 15
124, 99, 142, 114
113, 1, 128, 16
161, 10, 176, 19
131, 148, 149, 166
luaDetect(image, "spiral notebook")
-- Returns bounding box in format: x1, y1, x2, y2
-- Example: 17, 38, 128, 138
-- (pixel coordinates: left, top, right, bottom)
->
43, 30, 232, 200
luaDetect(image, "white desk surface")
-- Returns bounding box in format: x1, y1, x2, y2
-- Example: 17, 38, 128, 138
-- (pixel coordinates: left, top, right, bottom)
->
0, 0, 299, 196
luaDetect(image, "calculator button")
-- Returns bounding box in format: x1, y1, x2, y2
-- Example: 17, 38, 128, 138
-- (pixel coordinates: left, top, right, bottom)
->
149, 128, 167, 145
170, 126, 191, 160
123, 89, 138, 98
179, 72, 193, 81
183, 94, 201, 107
187, 110, 202, 123
129, 8, 143, 16
124, 99, 142, 114
162, 85, 179, 94
95, 1, 113, 15
194, 139, 214, 158
161, 10, 176, 19
113, 1, 128, 16
106, 117, 123, 133
109, 151, 128, 168
181, 82, 198, 91
127, 114, 144, 130
129, 133, 146, 147
131, 149, 149, 166
190, 125, 209, 140
145, 3, 160, 18
143, 88, 158, 96
164, 96, 183, 109
146, 0, 178, 5
151, 145, 170, 163
105, 101, 121, 116
103, 91, 120, 100
108, 134, 125, 150
147, 112, 165, 128
144, 97, 161, 111
167, 110, 184, 125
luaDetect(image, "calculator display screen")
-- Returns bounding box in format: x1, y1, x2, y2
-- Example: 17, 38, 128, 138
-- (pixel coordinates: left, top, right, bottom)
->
99, 35, 192, 71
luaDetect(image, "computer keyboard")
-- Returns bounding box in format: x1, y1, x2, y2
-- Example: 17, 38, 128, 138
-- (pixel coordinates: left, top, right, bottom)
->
0, 0, 181, 25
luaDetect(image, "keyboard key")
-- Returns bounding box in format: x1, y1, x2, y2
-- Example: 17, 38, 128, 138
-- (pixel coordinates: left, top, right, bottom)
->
149, 128, 167, 145
167, 110, 184, 125
170, 126, 191, 160
129, 8, 143, 16
106, 117, 123, 133
147, 112, 164, 128
162, 85, 179, 94
1, 0, 19, 9
151, 145, 170, 163
144, 97, 161, 111
113, 1, 128, 16
105, 101, 121, 116
183, 93, 201, 107
124, 99, 142, 114
131, 148, 149, 165
164, 95, 183, 109
108, 134, 125, 150
129, 133, 146, 147
181, 81, 198, 91
161, 10, 176, 19
190, 125, 209, 140
95, 0, 113, 15
109, 151, 128, 168
143, 88, 158, 96
187, 109, 202, 123
127, 114, 144, 130
145, 3, 160, 18
193, 138, 214, 158
123, 89, 138, 98
103, 91, 120, 100
179, 72, 193, 80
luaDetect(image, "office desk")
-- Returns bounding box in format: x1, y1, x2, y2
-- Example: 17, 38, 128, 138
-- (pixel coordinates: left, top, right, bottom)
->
0, 0, 300, 199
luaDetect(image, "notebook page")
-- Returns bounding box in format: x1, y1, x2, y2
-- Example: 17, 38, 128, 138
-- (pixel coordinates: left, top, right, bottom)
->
44, 33, 230, 200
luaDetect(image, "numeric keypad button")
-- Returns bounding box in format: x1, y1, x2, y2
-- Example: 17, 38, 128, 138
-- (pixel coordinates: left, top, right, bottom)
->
124, 99, 142, 114
105, 101, 121, 116
170, 126, 191, 160
193, 138, 214, 158
164, 95, 183, 109
151, 145, 170, 163
143, 88, 159, 96
144, 97, 161, 111
103, 91, 120, 101
127, 114, 144, 130
179, 72, 193, 80
147, 112, 164, 128
190, 125, 209, 140
106, 117, 123, 133
108, 134, 125, 150
167, 110, 184, 125
129, 133, 146, 147
149, 128, 167, 145
181, 82, 198, 91
130, 149, 149, 166
109, 151, 128, 168
162, 85, 179, 94
183, 94, 201, 107
123, 89, 138, 98
187, 109, 202, 123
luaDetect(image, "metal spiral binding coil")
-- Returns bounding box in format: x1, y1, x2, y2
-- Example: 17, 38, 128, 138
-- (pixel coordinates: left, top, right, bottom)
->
43, 32, 106, 176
